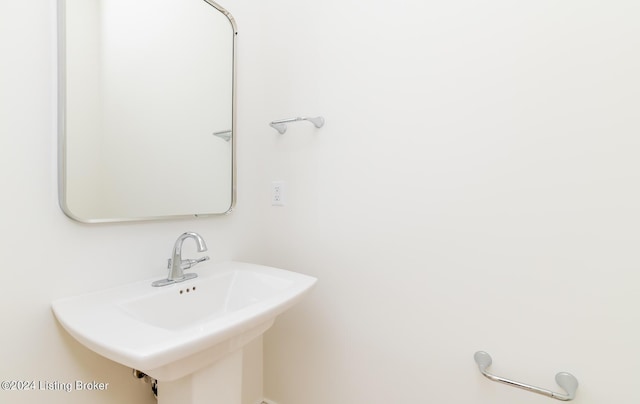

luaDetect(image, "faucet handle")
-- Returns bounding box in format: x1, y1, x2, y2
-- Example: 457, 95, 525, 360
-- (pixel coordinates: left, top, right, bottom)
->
166, 256, 209, 270
181, 256, 210, 270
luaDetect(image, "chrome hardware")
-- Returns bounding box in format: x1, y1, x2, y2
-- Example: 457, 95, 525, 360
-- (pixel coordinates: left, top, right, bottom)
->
152, 232, 209, 287
175, 256, 210, 270
213, 130, 232, 142
269, 116, 325, 134
474, 351, 578, 401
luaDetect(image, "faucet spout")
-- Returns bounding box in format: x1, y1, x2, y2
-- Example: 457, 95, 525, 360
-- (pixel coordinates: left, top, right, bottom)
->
169, 232, 208, 280
152, 232, 209, 287
173, 232, 207, 257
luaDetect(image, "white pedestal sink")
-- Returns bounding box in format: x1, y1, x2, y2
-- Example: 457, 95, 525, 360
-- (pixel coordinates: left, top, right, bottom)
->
52, 261, 317, 404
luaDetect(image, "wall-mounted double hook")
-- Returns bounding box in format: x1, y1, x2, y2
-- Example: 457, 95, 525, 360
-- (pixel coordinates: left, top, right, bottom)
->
269, 116, 324, 134
474, 351, 579, 401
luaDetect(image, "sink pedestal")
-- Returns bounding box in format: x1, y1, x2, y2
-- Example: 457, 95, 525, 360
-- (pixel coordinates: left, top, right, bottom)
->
158, 349, 243, 404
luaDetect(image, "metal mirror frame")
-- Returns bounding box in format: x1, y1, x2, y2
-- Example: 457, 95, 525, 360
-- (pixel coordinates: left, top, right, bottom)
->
57, 0, 238, 223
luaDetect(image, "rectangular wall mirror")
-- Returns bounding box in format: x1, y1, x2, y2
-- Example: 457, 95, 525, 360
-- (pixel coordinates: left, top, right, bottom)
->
57, 0, 236, 223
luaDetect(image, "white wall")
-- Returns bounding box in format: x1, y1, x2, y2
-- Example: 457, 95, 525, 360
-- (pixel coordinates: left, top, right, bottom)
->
2, 1, 640, 404
63, 0, 104, 216
249, 1, 640, 403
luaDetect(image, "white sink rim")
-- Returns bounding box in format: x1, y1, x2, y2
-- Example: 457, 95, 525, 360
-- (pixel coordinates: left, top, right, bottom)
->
52, 261, 316, 377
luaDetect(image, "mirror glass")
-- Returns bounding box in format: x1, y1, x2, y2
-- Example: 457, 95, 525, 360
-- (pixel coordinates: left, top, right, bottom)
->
58, 0, 236, 223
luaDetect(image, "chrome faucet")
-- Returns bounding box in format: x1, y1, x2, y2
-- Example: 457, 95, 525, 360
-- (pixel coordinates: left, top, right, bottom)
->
152, 232, 210, 287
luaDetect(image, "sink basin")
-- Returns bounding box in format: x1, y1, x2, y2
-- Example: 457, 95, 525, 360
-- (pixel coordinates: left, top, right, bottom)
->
52, 261, 317, 382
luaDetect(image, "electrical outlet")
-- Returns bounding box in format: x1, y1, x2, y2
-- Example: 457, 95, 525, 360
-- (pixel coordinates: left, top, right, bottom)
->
271, 181, 285, 206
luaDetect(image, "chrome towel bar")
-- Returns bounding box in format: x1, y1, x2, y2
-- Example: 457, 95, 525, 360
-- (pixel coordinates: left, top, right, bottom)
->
474, 351, 578, 401
269, 116, 325, 134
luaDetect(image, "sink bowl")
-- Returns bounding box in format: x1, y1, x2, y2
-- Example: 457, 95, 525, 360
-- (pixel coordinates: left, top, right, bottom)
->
52, 261, 317, 381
